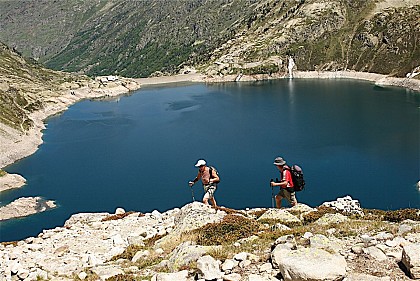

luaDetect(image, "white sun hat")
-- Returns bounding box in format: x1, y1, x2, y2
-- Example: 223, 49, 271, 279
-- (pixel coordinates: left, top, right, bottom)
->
194, 159, 206, 167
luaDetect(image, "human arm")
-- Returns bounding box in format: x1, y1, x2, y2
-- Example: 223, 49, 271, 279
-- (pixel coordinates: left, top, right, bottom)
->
270, 170, 290, 188
270, 179, 288, 188
189, 171, 202, 186
209, 168, 220, 184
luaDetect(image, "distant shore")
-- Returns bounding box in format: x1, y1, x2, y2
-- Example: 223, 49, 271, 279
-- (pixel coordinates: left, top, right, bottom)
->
0, 70, 419, 195
133, 70, 420, 92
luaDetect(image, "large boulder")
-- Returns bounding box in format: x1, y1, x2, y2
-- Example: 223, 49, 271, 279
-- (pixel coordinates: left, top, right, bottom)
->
155, 202, 226, 247
271, 246, 347, 281
322, 195, 363, 216
401, 243, 420, 279
166, 241, 219, 271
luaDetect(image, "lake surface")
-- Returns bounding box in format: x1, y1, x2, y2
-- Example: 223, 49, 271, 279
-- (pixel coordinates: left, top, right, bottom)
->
1, 79, 419, 242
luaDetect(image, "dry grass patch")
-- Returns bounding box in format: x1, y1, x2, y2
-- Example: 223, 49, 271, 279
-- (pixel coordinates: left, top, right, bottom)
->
205, 237, 272, 262
336, 219, 399, 237
110, 245, 145, 261
248, 209, 268, 219
73, 270, 100, 281
1, 240, 19, 247
104, 273, 148, 281
383, 209, 420, 222
101, 211, 141, 222
157, 231, 200, 254
214, 206, 243, 215
302, 206, 338, 224
135, 255, 164, 270
110, 243, 164, 271
195, 214, 261, 246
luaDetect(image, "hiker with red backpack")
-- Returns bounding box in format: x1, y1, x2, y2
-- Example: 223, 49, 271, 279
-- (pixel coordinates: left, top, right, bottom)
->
271, 156, 298, 208
189, 159, 220, 207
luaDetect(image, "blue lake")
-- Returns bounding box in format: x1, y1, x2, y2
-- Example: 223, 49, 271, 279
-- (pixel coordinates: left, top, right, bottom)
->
1, 79, 419, 242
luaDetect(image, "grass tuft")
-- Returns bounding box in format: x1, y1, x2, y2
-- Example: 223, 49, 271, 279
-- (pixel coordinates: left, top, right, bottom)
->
195, 214, 260, 246
101, 211, 140, 222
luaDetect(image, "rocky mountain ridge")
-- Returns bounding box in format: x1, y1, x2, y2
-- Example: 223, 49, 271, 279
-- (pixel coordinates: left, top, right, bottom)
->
1, 198, 419, 281
0, 0, 419, 78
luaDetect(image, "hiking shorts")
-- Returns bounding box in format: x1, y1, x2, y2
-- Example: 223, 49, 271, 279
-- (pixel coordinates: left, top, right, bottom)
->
203, 184, 217, 200
277, 188, 297, 206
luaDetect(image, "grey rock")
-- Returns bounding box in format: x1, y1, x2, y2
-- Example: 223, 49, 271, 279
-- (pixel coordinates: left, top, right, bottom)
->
152, 270, 189, 281
401, 243, 420, 279
0, 197, 56, 221
221, 259, 238, 272
233, 252, 248, 261
91, 265, 124, 281
167, 241, 215, 271
197, 255, 223, 280
132, 250, 150, 262
258, 262, 273, 273
223, 273, 242, 281
309, 234, 343, 253
398, 224, 413, 235
351, 245, 363, 254
322, 195, 363, 215
363, 246, 388, 261
271, 246, 347, 281
344, 273, 391, 280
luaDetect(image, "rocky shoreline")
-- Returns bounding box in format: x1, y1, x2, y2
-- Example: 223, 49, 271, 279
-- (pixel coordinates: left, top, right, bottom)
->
1, 198, 419, 281
0, 71, 419, 221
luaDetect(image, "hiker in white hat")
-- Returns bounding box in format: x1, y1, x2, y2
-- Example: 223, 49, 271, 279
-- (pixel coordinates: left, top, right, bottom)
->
189, 159, 220, 207
271, 156, 297, 208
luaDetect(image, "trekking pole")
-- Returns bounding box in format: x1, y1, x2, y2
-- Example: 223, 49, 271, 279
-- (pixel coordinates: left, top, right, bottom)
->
189, 185, 195, 202
270, 179, 274, 208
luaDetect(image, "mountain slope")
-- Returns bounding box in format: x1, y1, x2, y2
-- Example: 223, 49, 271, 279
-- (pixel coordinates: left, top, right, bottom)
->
0, 42, 79, 131
201, 0, 420, 77
0, 0, 258, 77
0, 0, 418, 78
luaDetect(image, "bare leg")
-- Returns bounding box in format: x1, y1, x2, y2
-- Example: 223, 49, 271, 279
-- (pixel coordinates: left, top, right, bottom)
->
275, 195, 282, 208
210, 197, 217, 207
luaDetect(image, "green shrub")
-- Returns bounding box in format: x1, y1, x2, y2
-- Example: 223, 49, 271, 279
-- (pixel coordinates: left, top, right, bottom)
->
383, 209, 420, 222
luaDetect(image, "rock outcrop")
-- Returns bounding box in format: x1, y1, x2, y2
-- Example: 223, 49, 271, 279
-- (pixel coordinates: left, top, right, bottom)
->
0, 172, 26, 193
1, 198, 419, 281
0, 197, 56, 221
